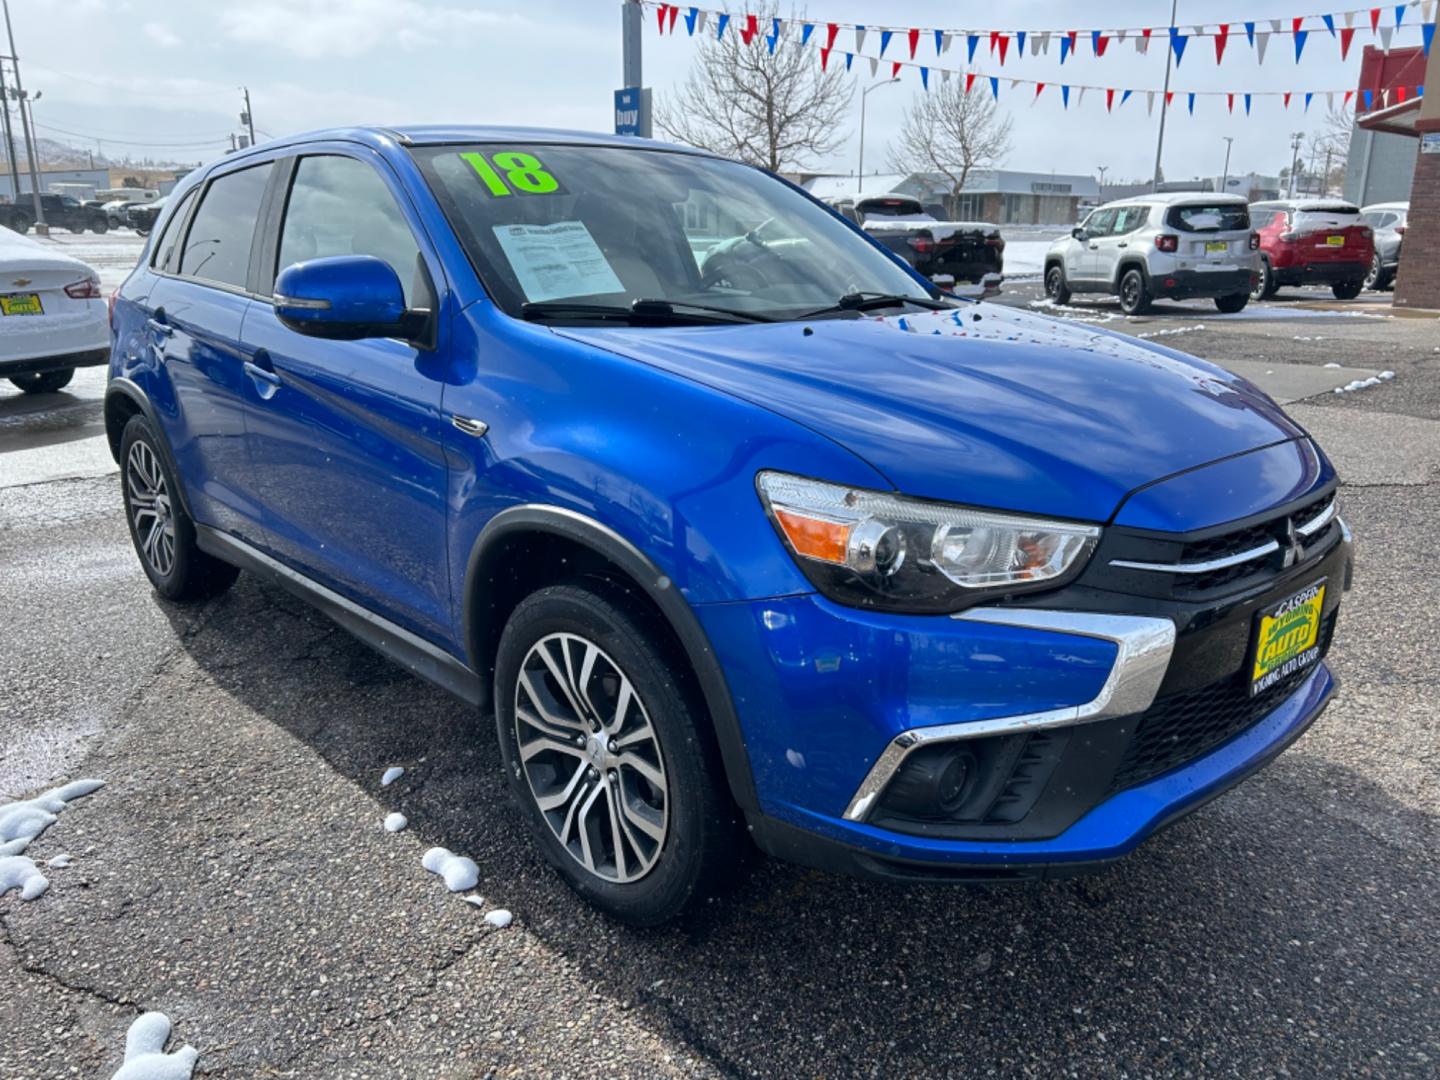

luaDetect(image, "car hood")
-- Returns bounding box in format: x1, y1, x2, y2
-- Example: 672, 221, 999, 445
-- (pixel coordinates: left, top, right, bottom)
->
555, 303, 1306, 523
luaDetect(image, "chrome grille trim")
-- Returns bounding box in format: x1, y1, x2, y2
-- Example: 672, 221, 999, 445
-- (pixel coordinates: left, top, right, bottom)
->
1110, 539, 1279, 575
1296, 497, 1337, 537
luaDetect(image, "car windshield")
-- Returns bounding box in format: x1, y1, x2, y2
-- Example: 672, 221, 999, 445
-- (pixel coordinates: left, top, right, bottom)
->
412, 143, 940, 321
1167, 203, 1250, 232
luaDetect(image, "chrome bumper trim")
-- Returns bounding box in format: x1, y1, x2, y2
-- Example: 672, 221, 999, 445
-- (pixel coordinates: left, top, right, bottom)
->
841, 608, 1176, 822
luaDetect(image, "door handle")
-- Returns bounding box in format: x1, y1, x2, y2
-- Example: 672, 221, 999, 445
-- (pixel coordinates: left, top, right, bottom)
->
1117, 242, 1128, 248
1088, 243, 1099, 249
243, 359, 282, 398
146, 317, 173, 337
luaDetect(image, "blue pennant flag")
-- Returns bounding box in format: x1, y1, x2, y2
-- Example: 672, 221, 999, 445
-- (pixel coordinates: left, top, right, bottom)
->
845, 52, 854, 70
1120, 89, 1132, 107
1016, 30, 1026, 53
1170, 27, 1188, 65
683, 7, 698, 35
1244, 21, 1255, 46
1187, 92, 1196, 114
1244, 93, 1252, 114
1364, 88, 1374, 110
766, 24, 779, 54
934, 29, 944, 55
1395, 5, 1406, 27
1061, 84, 1070, 108
921, 67, 930, 90
1059, 34, 1072, 62
879, 29, 892, 56
990, 76, 1000, 100
715, 13, 729, 39
1304, 91, 1314, 111
1424, 23, 1435, 57
1294, 28, 1308, 61
801, 23, 814, 46
1322, 13, 1336, 36
967, 33, 979, 62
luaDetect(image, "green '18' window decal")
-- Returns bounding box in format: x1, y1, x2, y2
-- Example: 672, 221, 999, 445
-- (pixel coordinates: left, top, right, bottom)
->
459, 151, 562, 197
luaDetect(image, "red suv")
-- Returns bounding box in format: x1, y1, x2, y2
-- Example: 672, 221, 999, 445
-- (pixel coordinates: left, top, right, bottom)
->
1250, 200, 1373, 301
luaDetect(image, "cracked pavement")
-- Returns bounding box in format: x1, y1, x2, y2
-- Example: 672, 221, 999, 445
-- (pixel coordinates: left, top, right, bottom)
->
2, 296, 1438, 1078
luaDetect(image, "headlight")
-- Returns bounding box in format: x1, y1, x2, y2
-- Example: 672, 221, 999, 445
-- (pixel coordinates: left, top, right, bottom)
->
756, 471, 1101, 613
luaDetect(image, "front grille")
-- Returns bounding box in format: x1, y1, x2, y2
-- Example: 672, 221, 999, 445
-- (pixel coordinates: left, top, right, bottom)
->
1108, 610, 1337, 794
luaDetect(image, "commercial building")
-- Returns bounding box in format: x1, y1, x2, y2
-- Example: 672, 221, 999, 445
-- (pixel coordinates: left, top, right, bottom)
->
1345, 46, 1428, 206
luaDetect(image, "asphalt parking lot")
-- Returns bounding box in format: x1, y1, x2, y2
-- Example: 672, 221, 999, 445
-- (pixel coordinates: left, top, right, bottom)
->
2, 234, 1438, 1078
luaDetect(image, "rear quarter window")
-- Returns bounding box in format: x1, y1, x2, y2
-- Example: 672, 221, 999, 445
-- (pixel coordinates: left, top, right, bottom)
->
151, 190, 197, 273
1167, 204, 1250, 232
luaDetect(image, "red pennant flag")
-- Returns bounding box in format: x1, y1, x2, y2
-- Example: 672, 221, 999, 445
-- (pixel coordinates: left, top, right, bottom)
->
1106, 88, 1116, 111
965, 72, 976, 93
668, 5, 678, 32
908, 27, 920, 58
656, 4, 668, 33
1141, 27, 1153, 46
1397, 85, 1407, 102
1369, 7, 1381, 33
825, 22, 838, 50
1035, 82, 1046, 99
1095, 34, 1109, 57
1165, 90, 1174, 106
1339, 26, 1356, 59
892, 61, 903, 78
1227, 93, 1235, 113
1283, 91, 1293, 108
1067, 30, 1078, 54
997, 34, 1010, 64
1214, 23, 1229, 62
1344, 89, 1355, 108
820, 46, 832, 70
741, 13, 758, 44
989, 31, 999, 54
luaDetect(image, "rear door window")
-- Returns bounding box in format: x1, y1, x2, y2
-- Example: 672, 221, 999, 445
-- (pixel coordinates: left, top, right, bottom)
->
276, 154, 425, 305
1111, 206, 1149, 234
179, 162, 274, 290
1167, 204, 1250, 232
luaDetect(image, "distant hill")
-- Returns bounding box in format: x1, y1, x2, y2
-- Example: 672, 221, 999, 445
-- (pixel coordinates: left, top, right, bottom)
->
1, 135, 195, 172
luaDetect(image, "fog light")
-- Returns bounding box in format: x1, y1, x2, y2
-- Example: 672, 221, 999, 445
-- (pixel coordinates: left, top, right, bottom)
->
881, 746, 978, 819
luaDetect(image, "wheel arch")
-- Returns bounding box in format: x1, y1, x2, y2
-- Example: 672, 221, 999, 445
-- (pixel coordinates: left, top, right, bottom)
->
463, 504, 760, 815
1112, 257, 1152, 292
105, 378, 197, 521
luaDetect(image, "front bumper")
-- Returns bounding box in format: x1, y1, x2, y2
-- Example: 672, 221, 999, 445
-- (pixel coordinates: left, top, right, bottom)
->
700, 510, 1351, 879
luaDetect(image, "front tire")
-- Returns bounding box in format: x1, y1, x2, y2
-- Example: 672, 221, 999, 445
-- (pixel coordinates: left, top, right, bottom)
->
92, 219, 108, 235
1118, 268, 1152, 316
1251, 257, 1278, 300
1214, 293, 1249, 314
120, 414, 239, 602
494, 580, 738, 926
9, 368, 74, 394
1332, 279, 1363, 300
1044, 263, 1072, 306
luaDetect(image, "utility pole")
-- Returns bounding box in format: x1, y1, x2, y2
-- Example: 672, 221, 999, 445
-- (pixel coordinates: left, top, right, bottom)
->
1, 0, 42, 230
858, 78, 900, 191
1150, 0, 1179, 191
1287, 130, 1304, 197
618, 1, 650, 137
1220, 136, 1233, 191
0, 62, 20, 203
1097, 164, 1109, 192
240, 86, 256, 146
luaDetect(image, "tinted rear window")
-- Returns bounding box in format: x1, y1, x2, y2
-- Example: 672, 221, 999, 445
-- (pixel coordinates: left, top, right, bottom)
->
1166, 204, 1250, 232
179, 162, 274, 289
857, 197, 924, 219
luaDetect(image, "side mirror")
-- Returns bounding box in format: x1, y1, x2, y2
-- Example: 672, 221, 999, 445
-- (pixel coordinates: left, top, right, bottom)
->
1071, 227, 1087, 240
274, 255, 415, 341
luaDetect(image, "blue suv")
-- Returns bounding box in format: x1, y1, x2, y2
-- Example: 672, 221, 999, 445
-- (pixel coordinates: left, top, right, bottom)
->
107, 127, 1352, 924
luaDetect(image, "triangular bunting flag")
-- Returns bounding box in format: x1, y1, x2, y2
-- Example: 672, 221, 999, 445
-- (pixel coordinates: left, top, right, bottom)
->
695, 10, 707, 34
1256, 30, 1271, 62
1340, 26, 1356, 59
965, 72, 976, 94
966, 34, 979, 62
1284, 91, 1293, 108
869, 56, 878, 76
845, 52, 853, 70
825, 22, 838, 50
934, 29, 944, 55
1165, 90, 1175, 106
1169, 27, 1188, 64
1187, 92, 1196, 114
1323, 13, 1336, 36
1117, 29, 1128, 42
989, 30, 1000, 55
997, 33, 1010, 64
683, 7, 698, 36
1034, 81, 1045, 100
1327, 91, 1336, 109
1424, 22, 1435, 56
1381, 88, 1390, 106
1059, 34, 1071, 63
854, 25, 866, 53
1215, 23, 1229, 62
1395, 4, 1405, 27
988, 76, 1000, 100
1270, 18, 1283, 33
1106, 88, 1116, 111
1379, 24, 1394, 49
907, 27, 919, 59
741, 13, 758, 45
892, 61, 902, 78
656, 4, 668, 34
941, 32, 952, 54
1016, 30, 1026, 54
799, 22, 813, 46
715, 12, 729, 40
1244, 93, 1252, 114
1033, 31, 1047, 56
1146, 90, 1156, 114
1093, 30, 1109, 56
1305, 91, 1315, 111
1120, 89, 1132, 107
1345, 11, 1356, 28
1138, 27, 1152, 53
1294, 18, 1309, 60
819, 46, 831, 70
1227, 93, 1235, 113
920, 66, 929, 89
1363, 88, 1374, 110
1244, 20, 1256, 45
879, 29, 892, 56
1370, 7, 1381, 32
1344, 89, 1355, 108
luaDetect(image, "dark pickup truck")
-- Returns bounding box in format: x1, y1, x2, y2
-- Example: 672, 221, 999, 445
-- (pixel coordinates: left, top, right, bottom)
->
0, 193, 110, 234
821, 193, 1004, 290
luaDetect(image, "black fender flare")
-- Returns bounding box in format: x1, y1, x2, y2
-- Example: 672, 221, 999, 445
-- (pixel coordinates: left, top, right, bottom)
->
463, 504, 760, 815
104, 378, 198, 522
1112, 258, 1153, 294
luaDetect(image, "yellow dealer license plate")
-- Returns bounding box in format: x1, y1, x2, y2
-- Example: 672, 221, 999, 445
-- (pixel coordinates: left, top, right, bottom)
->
1326, 234, 1345, 247
1, 292, 42, 316
1250, 579, 1326, 697
1205, 241, 1228, 254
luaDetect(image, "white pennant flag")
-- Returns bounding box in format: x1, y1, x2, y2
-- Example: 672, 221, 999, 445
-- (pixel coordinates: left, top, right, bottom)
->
1269, 19, 1282, 33
1425, 1, 1437, 23
869, 56, 879, 76
1146, 90, 1156, 115
1136, 32, 1149, 54
696, 11, 707, 34
1038, 31, 1051, 55
1327, 91, 1335, 109
1344, 11, 1356, 28
1117, 28, 1128, 42
942, 32, 953, 53
1077, 87, 1088, 106
1030, 32, 1041, 55
1255, 30, 1271, 63
1010, 79, 1021, 90
854, 26, 866, 52
1379, 24, 1394, 50
942, 68, 952, 81
1191, 25, 1204, 36
1382, 87, 1391, 106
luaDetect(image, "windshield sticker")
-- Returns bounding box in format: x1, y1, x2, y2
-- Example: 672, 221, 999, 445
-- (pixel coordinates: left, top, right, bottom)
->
491, 221, 623, 303
460, 151, 562, 197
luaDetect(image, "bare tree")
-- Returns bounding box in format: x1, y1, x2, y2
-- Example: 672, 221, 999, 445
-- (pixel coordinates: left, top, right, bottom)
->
656, 4, 853, 173
1306, 104, 1353, 195
889, 78, 1012, 215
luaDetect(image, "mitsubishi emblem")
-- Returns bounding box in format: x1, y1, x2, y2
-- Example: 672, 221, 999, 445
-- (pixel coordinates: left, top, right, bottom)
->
1280, 518, 1303, 568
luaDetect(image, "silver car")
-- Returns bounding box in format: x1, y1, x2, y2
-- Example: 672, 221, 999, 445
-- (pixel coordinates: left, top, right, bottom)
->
1045, 193, 1259, 315
1360, 202, 1407, 291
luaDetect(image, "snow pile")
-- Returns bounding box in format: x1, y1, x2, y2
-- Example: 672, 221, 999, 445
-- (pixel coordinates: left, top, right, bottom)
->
484, 909, 513, 929
1333, 371, 1396, 395
383, 812, 408, 833
0, 778, 103, 902
380, 766, 404, 787
1138, 324, 1206, 339
111, 1011, 198, 1080
422, 847, 480, 892
1026, 298, 1121, 323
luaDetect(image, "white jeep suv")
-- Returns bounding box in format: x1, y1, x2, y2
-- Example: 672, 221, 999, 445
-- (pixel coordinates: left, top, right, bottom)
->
1044, 194, 1260, 315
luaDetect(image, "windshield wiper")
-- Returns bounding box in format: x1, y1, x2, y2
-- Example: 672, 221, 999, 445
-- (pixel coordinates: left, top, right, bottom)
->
794, 292, 953, 320
520, 299, 774, 325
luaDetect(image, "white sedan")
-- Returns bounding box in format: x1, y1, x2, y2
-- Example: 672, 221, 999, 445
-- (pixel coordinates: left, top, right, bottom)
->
0, 228, 110, 393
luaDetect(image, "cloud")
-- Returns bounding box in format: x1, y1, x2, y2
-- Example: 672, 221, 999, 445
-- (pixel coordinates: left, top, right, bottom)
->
218, 0, 529, 60
143, 22, 183, 48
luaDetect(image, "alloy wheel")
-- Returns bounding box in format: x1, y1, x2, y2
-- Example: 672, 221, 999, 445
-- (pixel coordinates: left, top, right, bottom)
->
126, 440, 176, 577
514, 632, 669, 883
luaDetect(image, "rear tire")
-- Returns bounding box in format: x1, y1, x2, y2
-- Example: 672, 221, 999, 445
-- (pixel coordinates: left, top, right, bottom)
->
494, 579, 739, 926
1332, 279, 1363, 301
119, 414, 240, 603
92, 219, 108, 235
1251, 257, 1278, 300
1117, 268, 1152, 316
9, 369, 74, 394
1044, 263, 1072, 306
1214, 293, 1249, 314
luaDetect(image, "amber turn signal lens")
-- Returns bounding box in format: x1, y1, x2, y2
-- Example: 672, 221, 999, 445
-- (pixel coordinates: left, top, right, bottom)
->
773, 509, 850, 565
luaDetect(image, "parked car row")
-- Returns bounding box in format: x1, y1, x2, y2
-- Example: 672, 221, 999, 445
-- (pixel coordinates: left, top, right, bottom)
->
0, 188, 165, 235
0, 225, 109, 393
821, 192, 1005, 294
1044, 194, 1405, 314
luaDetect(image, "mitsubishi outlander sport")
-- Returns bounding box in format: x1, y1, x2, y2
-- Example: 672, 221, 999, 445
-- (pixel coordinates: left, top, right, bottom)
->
107, 128, 1351, 924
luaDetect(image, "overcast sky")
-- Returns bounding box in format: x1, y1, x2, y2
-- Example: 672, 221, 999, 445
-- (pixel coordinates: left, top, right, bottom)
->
9, 1, 1431, 182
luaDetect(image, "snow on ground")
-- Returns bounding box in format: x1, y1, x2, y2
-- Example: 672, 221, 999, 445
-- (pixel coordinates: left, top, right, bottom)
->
1001, 239, 1055, 279
422, 846, 480, 892
110, 1011, 198, 1080
383, 812, 408, 832
484, 909, 514, 928
0, 778, 103, 902
1334, 371, 1396, 394
1138, 324, 1207, 339
380, 766, 404, 787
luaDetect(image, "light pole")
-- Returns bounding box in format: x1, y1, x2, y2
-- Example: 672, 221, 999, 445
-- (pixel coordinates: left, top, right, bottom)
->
1097, 165, 1109, 193
1, 0, 42, 231
1220, 136, 1234, 191
1150, 0, 1180, 190
1286, 130, 1304, 197
858, 78, 900, 191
